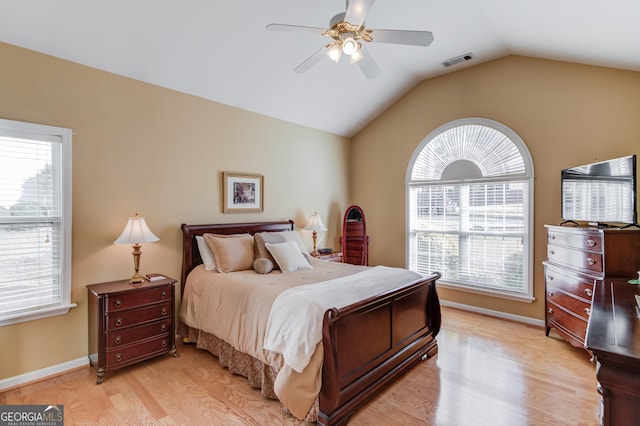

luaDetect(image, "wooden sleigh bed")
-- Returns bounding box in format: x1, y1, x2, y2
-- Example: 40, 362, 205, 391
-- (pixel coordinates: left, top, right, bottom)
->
178, 220, 441, 425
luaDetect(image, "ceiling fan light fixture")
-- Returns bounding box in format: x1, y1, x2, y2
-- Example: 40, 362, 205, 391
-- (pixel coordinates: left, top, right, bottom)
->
340, 33, 358, 56
327, 43, 342, 63
350, 46, 364, 64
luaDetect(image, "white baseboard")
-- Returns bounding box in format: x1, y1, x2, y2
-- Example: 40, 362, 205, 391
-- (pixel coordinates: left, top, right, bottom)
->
441, 300, 545, 327
0, 357, 88, 392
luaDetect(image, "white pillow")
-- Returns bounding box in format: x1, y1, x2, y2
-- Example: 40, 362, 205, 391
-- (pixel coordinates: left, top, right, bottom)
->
265, 241, 313, 273
196, 235, 216, 271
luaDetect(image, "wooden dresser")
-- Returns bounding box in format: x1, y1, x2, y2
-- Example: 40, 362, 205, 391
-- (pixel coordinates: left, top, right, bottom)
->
87, 277, 178, 383
543, 225, 640, 349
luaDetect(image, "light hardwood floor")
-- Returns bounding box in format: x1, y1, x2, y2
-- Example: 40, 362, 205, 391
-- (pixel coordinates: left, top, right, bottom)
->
1, 307, 600, 425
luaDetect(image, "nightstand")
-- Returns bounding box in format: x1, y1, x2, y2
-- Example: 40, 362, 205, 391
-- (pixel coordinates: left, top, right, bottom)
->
313, 251, 343, 262
87, 276, 178, 384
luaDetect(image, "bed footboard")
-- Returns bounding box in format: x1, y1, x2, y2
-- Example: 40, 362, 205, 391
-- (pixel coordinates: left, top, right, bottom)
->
318, 272, 441, 426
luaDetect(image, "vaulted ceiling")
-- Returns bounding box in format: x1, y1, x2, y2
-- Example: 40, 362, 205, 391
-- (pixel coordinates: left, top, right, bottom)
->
0, 0, 638, 137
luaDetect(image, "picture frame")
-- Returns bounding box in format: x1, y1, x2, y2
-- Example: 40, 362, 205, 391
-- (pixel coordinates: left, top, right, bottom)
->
222, 172, 264, 213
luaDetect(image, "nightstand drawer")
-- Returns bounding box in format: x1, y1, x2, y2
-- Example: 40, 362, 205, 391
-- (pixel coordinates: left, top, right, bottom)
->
106, 319, 172, 348
105, 335, 171, 368
106, 302, 171, 330
106, 286, 172, 312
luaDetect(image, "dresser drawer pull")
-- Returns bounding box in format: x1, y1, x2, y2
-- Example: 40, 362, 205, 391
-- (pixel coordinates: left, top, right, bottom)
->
548, 307, 554, 314
547, 290, 554, 297
115, 353, 122, 362
161, 307, 167, 316
549, 250, 555, 255
161, 291, 167, 298
584, 308, 591, 316
161, 324, 167, 332
115, 336, 122, 345
114, 299, 122, 308
584, 288, 593, 297
161, 339, 167, 348
585, 258, 596, 266
115, 318, 122, 327
547, 275, 554, 281
585, 239, 597, 247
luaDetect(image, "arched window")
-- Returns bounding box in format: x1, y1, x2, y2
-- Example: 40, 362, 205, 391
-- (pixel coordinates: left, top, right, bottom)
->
407, 118, 534, 301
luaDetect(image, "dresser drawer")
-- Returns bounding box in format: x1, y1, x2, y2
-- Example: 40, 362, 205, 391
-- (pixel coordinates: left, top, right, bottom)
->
105, 335, 171, 369
547, 245, 603, 274
546, 288, 591, 321
106, 302, 171, 331
105, 286, 172, 312
544, 264, 595, 301
105, 319, 172, 348
547, 229, 602, 252
547, 299, 588, 342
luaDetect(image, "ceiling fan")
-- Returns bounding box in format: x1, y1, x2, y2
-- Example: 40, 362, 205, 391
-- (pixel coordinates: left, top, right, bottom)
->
266, 0, 434, 79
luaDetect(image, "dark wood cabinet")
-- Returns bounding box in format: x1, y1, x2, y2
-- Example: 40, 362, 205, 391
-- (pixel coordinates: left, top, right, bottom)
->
586, 279, 640, 426
87, 277, 178, 384
340, 205, 370, 266
543, 225, 640, 349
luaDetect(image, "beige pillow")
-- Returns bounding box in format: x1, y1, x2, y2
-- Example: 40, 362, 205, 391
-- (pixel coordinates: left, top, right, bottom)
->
253, 258, 274, 274
203, 233, 254, 273
254, 231, 311, 269
265, 241, 313, 273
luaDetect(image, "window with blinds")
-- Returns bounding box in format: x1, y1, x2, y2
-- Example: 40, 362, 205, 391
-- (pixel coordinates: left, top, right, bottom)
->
0, 119, 73, 326
407, 119, 534, 301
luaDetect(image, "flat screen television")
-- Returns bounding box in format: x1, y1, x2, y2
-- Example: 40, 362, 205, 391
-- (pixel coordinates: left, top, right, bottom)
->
561, 155, 637, 227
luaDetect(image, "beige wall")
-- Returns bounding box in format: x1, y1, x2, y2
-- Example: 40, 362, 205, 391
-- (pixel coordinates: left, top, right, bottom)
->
351, 55, 640, 320
0, 42, 350, 380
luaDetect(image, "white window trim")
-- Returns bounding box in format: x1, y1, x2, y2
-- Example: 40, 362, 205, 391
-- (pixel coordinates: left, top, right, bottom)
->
0, 118, 75, 326
406, 117, 535, 302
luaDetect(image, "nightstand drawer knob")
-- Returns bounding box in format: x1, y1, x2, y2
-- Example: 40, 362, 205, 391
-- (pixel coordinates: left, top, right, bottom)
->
115, 336, 122, 345
584, 308, 591, 316
161, 324, 167, 332
548, 307, 554, 314
586, 257, 596, 266
584, 288, 593, 297
161, 308, 167, 316
115, 353, 122, 362
161, 291, 167, 298
586, 239, 596, 247
161, 339, 167, 348
115, 318, 122, 327
547, 291, 554, 297
114, 299, 121, 308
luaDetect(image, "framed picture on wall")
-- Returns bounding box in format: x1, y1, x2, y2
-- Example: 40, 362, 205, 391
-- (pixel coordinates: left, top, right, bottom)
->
223, 172, 264, 213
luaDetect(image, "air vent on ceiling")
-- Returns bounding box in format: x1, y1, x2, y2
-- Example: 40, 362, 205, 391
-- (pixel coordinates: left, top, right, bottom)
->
442, 53, 474, 68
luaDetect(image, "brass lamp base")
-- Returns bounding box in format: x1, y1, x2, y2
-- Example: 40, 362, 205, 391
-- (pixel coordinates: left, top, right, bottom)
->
129, 272, 145, 285
129, 243, 145, 285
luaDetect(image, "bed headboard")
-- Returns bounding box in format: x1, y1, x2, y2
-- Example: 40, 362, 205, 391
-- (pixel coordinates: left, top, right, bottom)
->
180, 220, 295, 295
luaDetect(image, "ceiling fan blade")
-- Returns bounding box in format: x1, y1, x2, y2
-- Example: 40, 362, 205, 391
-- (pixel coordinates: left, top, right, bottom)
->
370, 29, 434, 46
293, 46, 328, 73
357, 46, 381, 79
344, 0, 376, 27
266, 23, 326, 34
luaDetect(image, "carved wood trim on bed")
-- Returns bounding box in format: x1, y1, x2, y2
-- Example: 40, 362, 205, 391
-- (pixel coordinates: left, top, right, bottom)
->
179, 220, 440, 426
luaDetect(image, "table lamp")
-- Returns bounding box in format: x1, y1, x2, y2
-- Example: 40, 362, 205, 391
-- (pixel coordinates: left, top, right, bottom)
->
114, 213, 159, 284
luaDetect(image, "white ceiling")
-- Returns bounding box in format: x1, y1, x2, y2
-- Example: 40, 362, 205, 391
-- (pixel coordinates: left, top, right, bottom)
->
0, 0, 639, 137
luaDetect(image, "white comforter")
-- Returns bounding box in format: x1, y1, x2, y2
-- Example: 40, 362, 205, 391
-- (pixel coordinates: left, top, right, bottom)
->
263, 265, 424, 373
